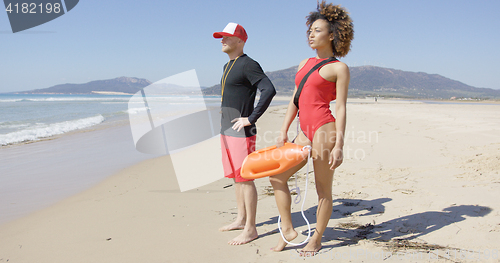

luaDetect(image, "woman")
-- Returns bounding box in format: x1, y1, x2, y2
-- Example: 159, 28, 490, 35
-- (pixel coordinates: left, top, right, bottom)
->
269, 1, 354, 255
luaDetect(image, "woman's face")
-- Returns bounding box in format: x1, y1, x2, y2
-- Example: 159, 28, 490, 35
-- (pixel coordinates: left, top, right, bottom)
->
308, 19, 333, 50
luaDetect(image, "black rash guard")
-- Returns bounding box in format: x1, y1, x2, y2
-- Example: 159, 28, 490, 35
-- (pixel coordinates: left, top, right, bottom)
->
220, 54, 276, 137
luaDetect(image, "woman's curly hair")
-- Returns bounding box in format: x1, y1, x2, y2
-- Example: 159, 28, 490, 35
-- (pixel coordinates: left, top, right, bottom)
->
306, 1, 354, 57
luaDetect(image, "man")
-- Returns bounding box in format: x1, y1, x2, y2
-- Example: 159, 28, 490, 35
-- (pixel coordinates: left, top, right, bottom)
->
213, 22, 276, 245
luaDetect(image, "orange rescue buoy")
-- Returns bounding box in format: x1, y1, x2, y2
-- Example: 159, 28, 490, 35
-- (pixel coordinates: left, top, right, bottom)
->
241, 143, 310, 179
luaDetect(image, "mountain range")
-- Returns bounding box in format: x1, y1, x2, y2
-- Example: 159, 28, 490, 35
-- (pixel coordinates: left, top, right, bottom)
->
16, 67, 500, 99
203, 66, 500, 99
18, 77, 151, 95
348, 66, 500, 99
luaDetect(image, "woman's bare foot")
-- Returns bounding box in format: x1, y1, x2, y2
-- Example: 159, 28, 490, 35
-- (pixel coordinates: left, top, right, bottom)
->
271, 228, 298, 251
227, 227, 258, 245
219, 221, 245, 232
299, 239, 322, 257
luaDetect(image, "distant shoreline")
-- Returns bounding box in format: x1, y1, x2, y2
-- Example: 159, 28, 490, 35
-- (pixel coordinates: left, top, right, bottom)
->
4, 92, 499, 102
8, 91, 134, 95
91, 91, 133, 95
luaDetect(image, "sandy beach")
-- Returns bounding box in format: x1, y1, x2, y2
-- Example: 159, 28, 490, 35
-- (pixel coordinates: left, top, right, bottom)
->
1, 98, 499, 262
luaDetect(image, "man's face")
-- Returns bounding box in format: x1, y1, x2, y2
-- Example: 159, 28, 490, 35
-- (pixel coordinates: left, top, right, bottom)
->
221, 36, 241, 54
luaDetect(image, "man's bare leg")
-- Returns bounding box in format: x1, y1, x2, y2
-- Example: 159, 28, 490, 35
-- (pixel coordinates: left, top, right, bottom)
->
228, 181, 258, 245
219, 180, 246, 231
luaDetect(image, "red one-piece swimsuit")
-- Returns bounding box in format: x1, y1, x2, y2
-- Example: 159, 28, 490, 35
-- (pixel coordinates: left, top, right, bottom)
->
295, 57, 338, 141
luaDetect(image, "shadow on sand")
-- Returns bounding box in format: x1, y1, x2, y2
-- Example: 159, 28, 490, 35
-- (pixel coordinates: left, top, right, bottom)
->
259, 197, 491, 253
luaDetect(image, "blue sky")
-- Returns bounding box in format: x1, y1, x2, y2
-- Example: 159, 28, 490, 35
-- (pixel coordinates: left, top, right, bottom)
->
1, 0, 499, 93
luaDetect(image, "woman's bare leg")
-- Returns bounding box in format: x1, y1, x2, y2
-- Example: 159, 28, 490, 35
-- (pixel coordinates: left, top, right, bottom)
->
301, 122, 336, 255
269, 131, 310, 251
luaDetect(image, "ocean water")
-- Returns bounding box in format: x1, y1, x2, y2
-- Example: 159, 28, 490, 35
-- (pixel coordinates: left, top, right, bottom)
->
0, 94, 135, 146
0, 93, 226, 146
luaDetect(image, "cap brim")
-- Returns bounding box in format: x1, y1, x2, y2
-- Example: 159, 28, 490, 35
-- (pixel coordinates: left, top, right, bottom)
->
213, 32, 234, 38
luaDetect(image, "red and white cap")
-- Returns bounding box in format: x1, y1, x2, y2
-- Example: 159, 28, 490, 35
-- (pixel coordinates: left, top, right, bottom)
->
213, 22, 248, 42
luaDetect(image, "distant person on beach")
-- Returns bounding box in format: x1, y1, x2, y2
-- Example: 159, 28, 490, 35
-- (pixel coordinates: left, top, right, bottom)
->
269, 1, 353, 255
213, 22, 276, 245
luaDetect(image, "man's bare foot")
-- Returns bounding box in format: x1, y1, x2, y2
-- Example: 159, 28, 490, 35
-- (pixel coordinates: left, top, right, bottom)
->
219, 221, 245, 232
271, 228, 298, 252
227, 228, 258, 245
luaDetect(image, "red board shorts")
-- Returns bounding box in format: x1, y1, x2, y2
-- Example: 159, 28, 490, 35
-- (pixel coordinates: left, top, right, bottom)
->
220, 134, 256, 182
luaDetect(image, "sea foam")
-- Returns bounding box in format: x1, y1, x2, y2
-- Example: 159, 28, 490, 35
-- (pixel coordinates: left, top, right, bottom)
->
0, 115, 105, 146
